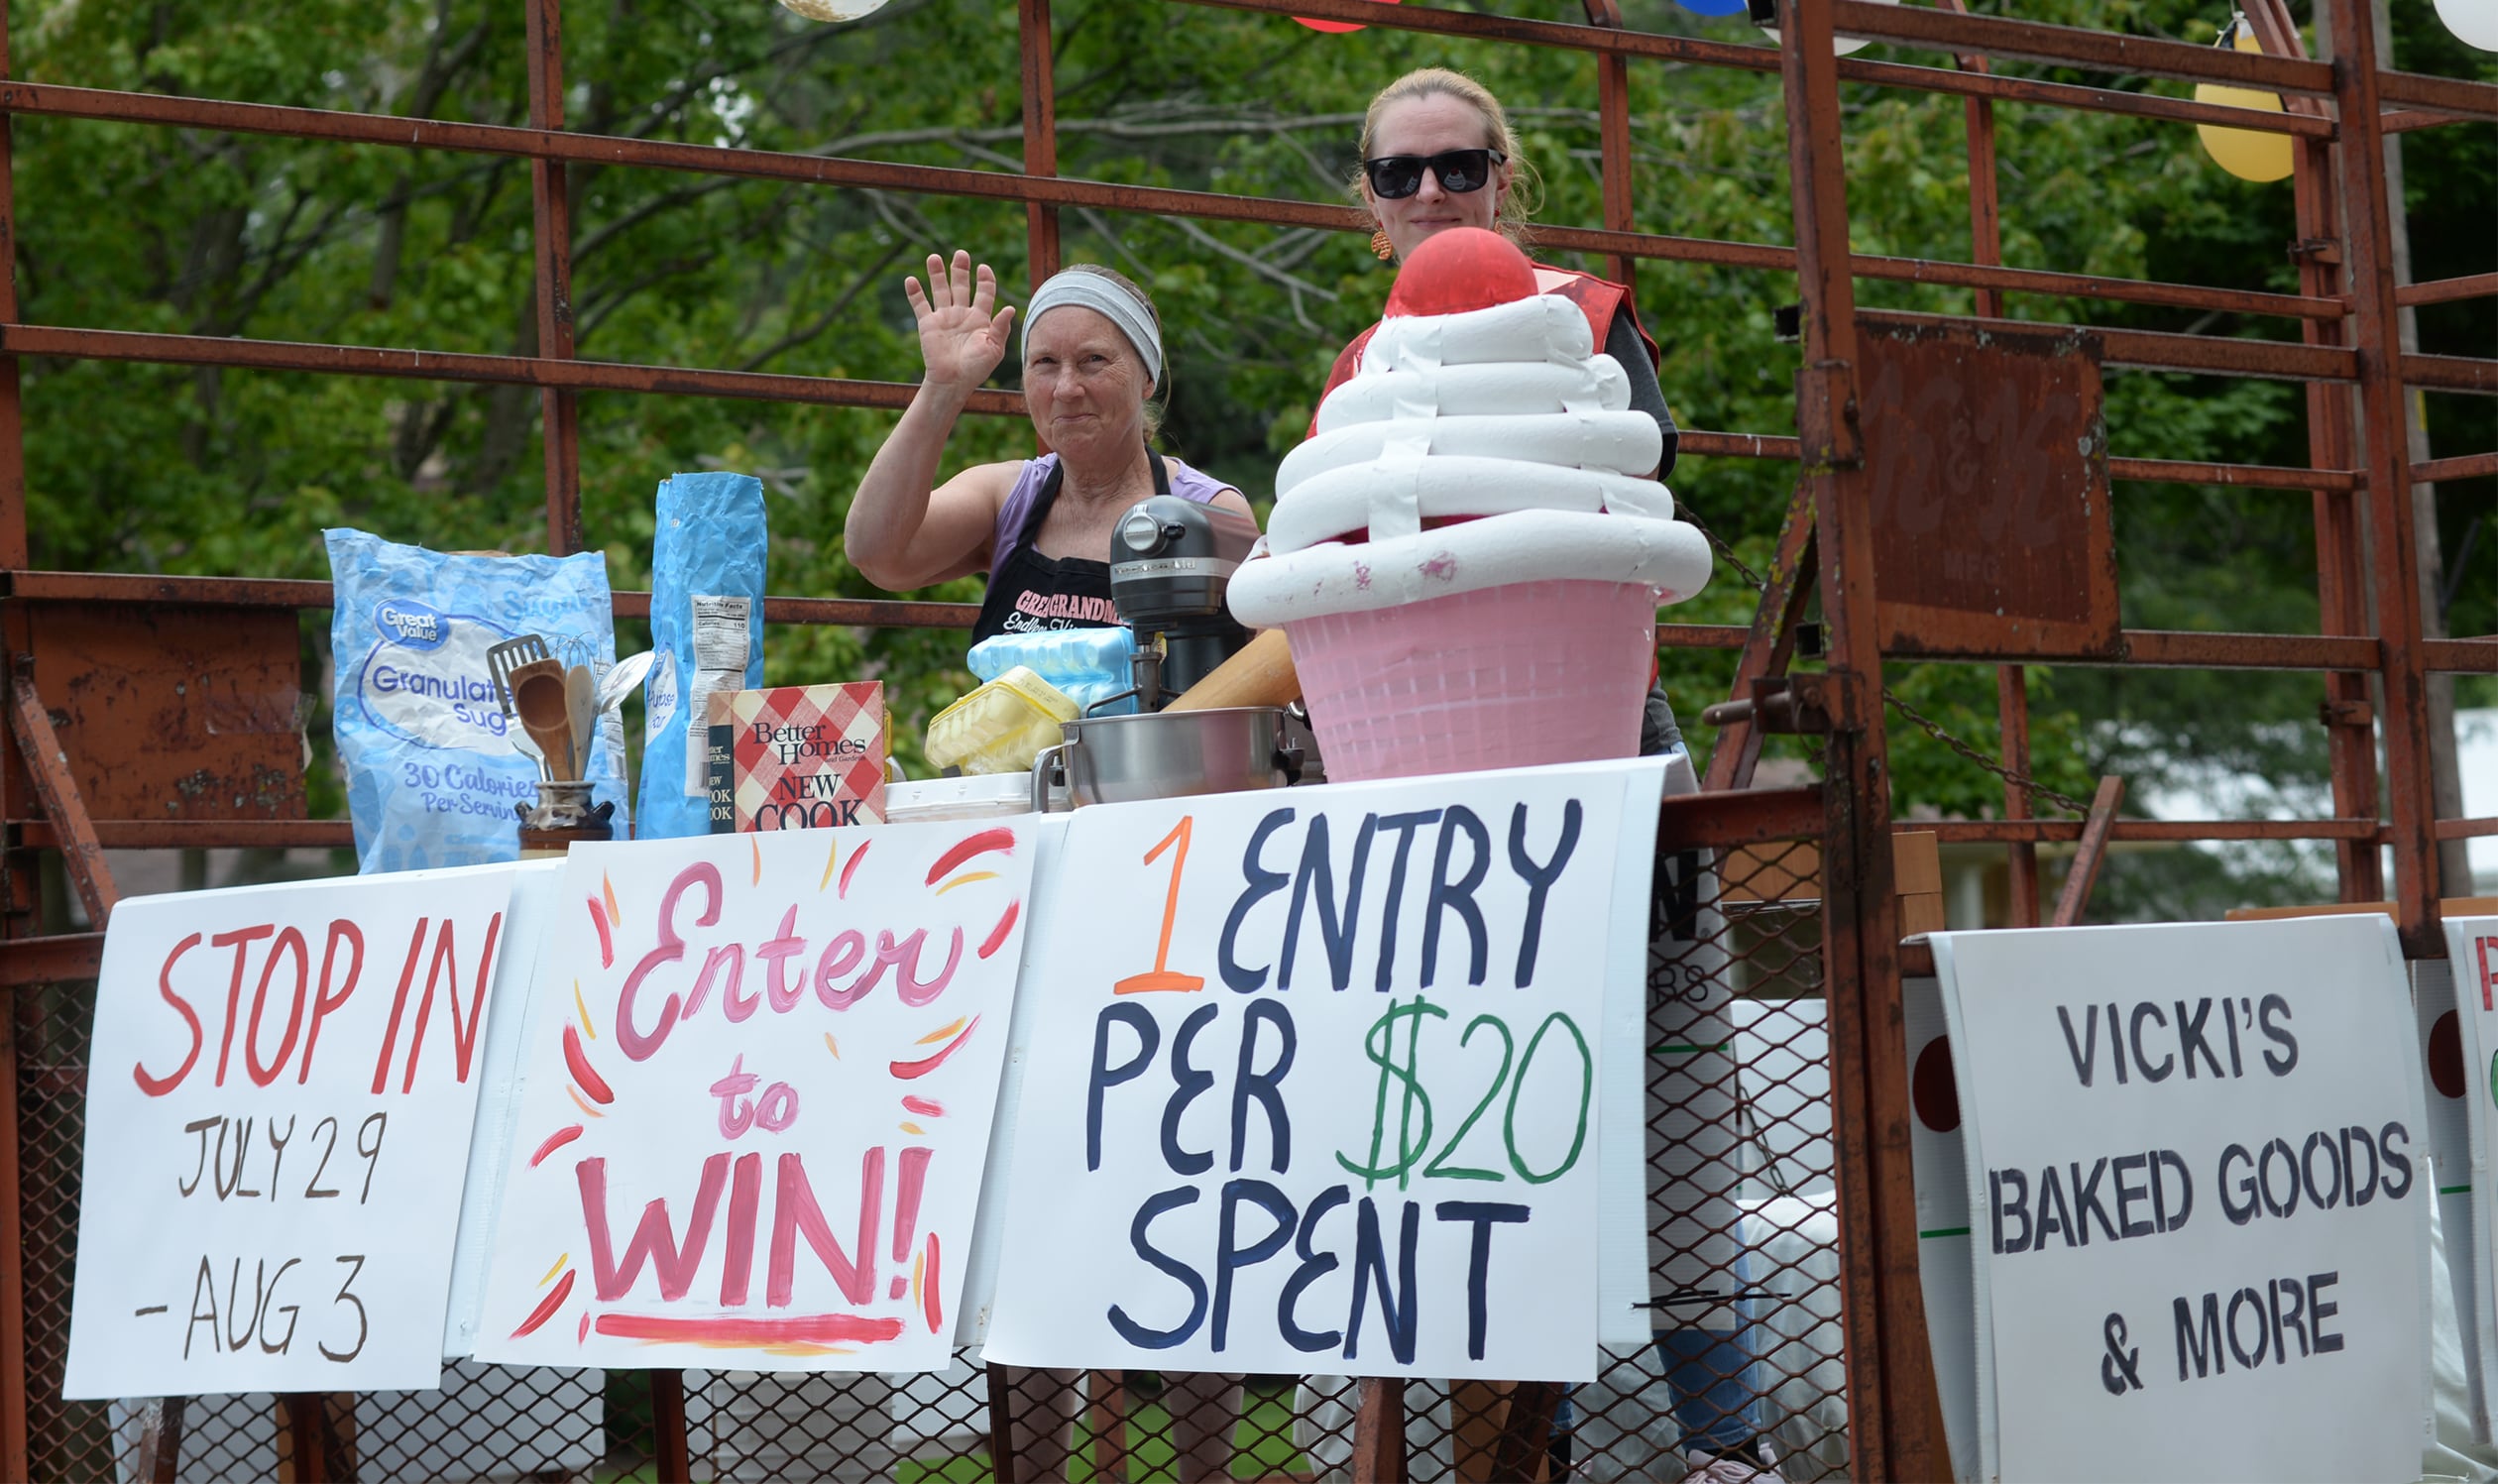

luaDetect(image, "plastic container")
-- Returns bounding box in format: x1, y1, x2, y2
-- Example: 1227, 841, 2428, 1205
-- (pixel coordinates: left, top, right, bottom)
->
886, 772, 1050, 823
967, 628, 1140, 717
1286, 579, 1656, 782
924, 666, 1080, 776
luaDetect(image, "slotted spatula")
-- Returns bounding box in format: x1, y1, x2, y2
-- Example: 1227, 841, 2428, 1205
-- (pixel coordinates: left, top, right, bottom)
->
486, 633, 553, 719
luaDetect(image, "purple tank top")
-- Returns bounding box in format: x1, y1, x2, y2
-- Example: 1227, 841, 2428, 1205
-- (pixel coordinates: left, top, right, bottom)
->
988, 452, 1233, 577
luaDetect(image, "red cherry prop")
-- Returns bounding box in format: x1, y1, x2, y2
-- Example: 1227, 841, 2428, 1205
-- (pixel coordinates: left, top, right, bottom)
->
1294, 0, 1402, 31
1383, 227, 1537, 318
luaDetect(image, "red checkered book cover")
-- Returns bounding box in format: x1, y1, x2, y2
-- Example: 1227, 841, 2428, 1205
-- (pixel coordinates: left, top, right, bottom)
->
705, 681, 886, 831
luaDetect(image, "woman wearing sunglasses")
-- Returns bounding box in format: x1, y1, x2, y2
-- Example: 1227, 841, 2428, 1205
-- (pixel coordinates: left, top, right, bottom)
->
1316, 68, 1784, 1484
1327, 67, 1677, 484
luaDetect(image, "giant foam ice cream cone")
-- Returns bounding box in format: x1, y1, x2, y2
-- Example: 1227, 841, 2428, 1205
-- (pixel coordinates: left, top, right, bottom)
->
1228, 229, 1712, 781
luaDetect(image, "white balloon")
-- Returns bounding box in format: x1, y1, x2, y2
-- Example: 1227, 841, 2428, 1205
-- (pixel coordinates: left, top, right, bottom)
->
2435, 0, 2498, 51
1757, 0, 1898, 57
778, 0, 889, 20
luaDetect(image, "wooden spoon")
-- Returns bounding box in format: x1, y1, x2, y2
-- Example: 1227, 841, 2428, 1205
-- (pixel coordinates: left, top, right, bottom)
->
1163, 628, 1301, 713
510, 660, 578, 781
566, 664, 598, 782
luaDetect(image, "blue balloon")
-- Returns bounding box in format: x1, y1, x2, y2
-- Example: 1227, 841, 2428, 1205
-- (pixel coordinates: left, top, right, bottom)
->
1673, 0, 1753, 14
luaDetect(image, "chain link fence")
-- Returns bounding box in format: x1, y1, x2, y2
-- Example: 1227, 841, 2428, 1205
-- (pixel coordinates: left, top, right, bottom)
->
13, 830, 1850, 1481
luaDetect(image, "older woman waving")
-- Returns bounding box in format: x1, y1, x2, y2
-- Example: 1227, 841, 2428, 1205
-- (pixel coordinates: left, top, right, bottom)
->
846, 251, 1254, 642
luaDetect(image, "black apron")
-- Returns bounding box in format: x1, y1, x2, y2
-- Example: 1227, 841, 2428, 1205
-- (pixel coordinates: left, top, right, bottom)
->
970, 451, 1172, 643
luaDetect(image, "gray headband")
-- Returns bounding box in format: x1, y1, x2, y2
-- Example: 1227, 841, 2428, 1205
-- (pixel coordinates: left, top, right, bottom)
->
1022, 271, 1164, 385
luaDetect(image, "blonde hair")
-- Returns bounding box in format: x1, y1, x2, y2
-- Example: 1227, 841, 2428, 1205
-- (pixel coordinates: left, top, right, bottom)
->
1353, 67, 1542, 247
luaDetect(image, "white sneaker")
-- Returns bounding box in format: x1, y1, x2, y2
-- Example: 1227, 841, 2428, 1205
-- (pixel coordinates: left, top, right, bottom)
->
1684, 1441, 1785, 1484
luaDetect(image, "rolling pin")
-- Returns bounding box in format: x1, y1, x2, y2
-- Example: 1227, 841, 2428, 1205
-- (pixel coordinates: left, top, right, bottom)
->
1163, 628, 1301, 712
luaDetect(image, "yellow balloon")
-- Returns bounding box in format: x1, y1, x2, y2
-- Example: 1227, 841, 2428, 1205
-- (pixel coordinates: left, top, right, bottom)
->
2193, 27, 2294, 183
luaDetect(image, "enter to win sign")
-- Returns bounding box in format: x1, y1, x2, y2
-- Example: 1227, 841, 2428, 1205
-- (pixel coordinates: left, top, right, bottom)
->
1932, 916, 2432, 1482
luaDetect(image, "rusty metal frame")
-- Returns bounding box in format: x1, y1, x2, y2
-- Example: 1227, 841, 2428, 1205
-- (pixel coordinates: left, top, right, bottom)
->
0, 0, 2491, 1478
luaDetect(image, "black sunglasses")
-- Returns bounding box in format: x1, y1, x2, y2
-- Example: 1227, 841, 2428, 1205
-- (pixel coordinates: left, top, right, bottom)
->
1361, 148, 1507, 200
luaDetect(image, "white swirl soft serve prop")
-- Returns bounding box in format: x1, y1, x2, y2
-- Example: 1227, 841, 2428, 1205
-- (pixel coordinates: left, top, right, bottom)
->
1229, 289, 1712, 624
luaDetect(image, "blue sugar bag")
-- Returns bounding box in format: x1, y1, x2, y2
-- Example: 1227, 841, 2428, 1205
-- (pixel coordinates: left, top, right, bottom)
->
969, 628, 1140, 717
637, 472, 767, 839
326, 529, 628, 874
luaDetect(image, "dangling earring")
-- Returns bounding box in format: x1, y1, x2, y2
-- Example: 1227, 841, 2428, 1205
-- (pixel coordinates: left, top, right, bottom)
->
1370, 228, 1394, 261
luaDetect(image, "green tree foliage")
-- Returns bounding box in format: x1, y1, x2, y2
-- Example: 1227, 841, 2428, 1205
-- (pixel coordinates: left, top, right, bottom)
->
9, 0, 2490, 906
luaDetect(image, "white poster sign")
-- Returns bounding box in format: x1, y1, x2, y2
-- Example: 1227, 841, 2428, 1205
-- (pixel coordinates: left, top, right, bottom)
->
473, 823, 1032, 1372
1935, 917, 2432, 1483
63, 863, 522, 1397
984, 764, 1641, 1382
2446, 915, 2498, 1437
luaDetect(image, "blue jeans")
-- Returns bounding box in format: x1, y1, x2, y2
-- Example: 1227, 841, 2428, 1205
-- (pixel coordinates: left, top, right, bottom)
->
1653, 1247, 1765, 1453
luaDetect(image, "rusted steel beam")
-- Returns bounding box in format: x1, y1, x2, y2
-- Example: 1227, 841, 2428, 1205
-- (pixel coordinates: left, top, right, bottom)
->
1702, 483, 1817, 793
2331, 0, 2442, 956
0, 993, 21, 1484
523, 0, 580, 558
0, 322, 1028, 414
2107, 457, 2360, 492
2425, 638, 2498, 672
2398, 273, 2498, 307
1654, 623, 1753, 650
1019, 0, 1062, 285
1591, 1, 1639, 290
1855, 308, 2353, 383
2116, 630, 2379, 669
983, 1365, 1018, 1482
2377, 66, 2498, 122
137, 1397, 185, 1483
2252, 0, 2382, 903
2050, 776, 2126, 926
8, 661, 114, 927
1780, 0, 1944, 1469
280, 1394, 328, 1482
611, 592, 981, 629
649, 1371, 691, 1483
1350, 1378, 1406, 1482
1678, 430, 1802, 460
1841, 56, 2333, 138
1851, 254, 2341, 319
1829, 0, 2330, 92
2406, 352, 2498, 395
2, 570, 983, 628
14, 819, 352, 850
5, 570, 334, 606
1916, 818, 2381, 844
1657, 785, 1826, 851
2414, 450, 2498, 483
0, 931, 98, 985
2439, 817, 2498, 842
1997, 666, 2041, 927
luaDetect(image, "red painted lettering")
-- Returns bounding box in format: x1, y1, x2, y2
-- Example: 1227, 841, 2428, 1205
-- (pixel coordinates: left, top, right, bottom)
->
133, 933, 206, 1096
578, 1153, 730, 1302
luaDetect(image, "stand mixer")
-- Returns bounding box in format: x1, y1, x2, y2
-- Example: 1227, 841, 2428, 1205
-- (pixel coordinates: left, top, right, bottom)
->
1106, 495, 1260, 711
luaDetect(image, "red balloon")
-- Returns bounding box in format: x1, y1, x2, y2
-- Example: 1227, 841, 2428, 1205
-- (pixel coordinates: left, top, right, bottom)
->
1383, 227, 1537, 317
1294, 0, 1402, 32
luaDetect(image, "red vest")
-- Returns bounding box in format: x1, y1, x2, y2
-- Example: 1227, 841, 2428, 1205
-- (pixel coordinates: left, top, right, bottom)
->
1311, 266, 1660, 430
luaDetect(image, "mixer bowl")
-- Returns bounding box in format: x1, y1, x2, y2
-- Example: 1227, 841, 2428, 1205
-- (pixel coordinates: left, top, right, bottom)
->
1030, 706, 1301, 812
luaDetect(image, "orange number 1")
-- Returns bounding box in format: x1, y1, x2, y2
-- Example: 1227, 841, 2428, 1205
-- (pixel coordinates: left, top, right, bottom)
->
1116, 815, 1206, 994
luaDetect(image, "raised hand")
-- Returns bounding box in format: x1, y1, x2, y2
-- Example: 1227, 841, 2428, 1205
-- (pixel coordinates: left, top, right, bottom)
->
902, 249, 1017, 393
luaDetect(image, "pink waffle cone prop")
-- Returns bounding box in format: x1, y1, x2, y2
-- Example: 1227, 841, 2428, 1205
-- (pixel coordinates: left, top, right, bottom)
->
1287, 579, 1656, 782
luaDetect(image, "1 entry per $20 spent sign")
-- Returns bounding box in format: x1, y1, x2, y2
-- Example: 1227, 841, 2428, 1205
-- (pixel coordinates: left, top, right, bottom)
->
65, 863, 523, 1398
986, 767, 1632, 1382
473, 823, 1031, 1372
